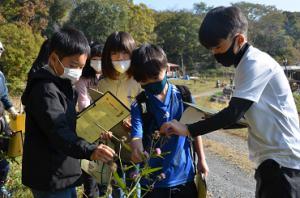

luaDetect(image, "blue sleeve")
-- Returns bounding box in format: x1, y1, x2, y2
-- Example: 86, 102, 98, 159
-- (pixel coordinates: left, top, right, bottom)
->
0, 72, 12, 110
130, 101, 144, 139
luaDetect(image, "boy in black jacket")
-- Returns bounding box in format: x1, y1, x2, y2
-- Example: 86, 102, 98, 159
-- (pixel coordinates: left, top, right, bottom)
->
21, 27, 115, 198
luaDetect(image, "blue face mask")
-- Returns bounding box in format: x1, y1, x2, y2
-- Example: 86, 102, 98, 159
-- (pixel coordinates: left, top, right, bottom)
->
142, 75, 167, 95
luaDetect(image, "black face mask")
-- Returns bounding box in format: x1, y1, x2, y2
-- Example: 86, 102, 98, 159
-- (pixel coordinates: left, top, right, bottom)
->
214, 36, 238, 67
141, 75, 167, 95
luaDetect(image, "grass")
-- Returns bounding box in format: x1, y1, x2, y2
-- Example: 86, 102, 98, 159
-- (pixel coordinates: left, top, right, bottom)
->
226, 129, 248, 140
169, 78, 215, 95
169, 77, 231, 95
7, 157, 86, 197
6, 158, 31, 197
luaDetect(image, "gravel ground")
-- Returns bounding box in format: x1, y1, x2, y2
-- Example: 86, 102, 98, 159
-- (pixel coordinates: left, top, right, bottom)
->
204, 130, 249, 154
205, 150, 255, 198
202, 131, 256, 198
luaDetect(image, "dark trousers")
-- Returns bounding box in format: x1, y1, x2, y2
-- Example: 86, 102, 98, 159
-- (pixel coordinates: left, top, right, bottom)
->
82, 171, 98, 198
0, 159, 9, 186
142, 181, 197, 198
255, 159, 300, 198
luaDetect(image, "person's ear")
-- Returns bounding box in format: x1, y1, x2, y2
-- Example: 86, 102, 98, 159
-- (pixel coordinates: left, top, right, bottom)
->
48, 52, 62, 75
237, 34, 246, 46
234, 34, 246, 53
49, 52, 57, 66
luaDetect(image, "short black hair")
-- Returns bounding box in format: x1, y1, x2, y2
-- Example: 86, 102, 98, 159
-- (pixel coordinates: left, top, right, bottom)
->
199, 6, 248, 49
90, 41, 103, 58
130, 44, 168, 83
101, 31, 136, 79
49, 26, 90, 59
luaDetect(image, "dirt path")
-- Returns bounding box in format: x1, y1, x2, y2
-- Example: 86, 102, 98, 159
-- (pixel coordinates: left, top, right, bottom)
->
203, 131, 256, 198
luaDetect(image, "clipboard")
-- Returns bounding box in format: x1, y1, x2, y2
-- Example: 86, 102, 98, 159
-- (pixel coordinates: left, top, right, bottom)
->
180, 102, 248, 128
77, 91, 131, 187
76, 91, 130, 143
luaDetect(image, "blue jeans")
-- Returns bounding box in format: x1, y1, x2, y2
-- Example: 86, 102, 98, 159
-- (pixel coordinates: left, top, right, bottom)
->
31, 187, 77, 198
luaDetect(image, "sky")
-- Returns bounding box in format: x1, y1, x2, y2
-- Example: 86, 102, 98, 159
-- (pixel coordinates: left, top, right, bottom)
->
133, 0, 300, 12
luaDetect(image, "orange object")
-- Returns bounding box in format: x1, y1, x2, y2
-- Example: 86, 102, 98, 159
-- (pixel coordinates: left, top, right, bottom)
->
7, 114, 25, 157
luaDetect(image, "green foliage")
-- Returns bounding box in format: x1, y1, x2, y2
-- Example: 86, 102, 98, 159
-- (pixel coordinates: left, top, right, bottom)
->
7, 158, 32, 197
193, 2, 213, 16
0, 0, 50, 33
112, 132, 167, 198
155, 10, 214, 70
44, 0, 73, 37
0, 23, 44, 95
232, 2, 278, 22
66, 0, 156, 44
66, 0, 129, 43
128, 3, 156, 44
233, 2, 300, 65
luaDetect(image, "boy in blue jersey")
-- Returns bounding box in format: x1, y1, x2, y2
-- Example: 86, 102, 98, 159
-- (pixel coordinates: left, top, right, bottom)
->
129, 44, 209, 198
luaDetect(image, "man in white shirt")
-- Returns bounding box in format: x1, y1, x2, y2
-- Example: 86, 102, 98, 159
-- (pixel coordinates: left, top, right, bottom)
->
160, 6, 300, 198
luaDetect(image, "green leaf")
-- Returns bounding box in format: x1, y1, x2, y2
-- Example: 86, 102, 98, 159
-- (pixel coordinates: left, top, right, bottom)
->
124, 165, 135, 171
112, 171, 126, 191
141, 167, 162, 176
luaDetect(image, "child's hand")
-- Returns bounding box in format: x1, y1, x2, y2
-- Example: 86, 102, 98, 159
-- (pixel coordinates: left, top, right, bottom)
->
197, 158, 209, 178
90, 144, 115, 163
122, 116, 131, 130
160, 119, 190, 137
100, 131, 113, 141
9, 106, 18, 120
131, 147, 144, 163
130, 138, 146, 163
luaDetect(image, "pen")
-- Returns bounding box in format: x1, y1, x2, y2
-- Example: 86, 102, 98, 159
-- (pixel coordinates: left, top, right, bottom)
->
93, 121, 121, 142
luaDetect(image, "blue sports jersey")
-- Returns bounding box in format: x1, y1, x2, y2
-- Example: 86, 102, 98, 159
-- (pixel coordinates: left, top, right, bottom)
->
131, 83, 195, 188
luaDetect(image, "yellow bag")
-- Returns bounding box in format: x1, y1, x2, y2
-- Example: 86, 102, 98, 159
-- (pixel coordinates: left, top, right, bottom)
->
9, 113, 25, 132
196, 173, 207, 198
7, 114, 25, 157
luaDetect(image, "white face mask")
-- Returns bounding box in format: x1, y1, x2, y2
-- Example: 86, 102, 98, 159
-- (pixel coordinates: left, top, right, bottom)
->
61, 67, 82, 84
56, 58, 82, 84
112, 60, 131, 73
90, 60, 102, 72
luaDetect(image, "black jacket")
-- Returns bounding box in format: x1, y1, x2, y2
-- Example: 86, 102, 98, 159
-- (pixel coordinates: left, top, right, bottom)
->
21, 67, 97, 191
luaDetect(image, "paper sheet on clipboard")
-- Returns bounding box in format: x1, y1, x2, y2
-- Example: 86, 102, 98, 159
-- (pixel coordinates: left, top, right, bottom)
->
76, 91, 130, 143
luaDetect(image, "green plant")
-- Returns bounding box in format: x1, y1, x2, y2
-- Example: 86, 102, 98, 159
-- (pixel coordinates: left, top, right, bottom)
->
110, 131, 170, 198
